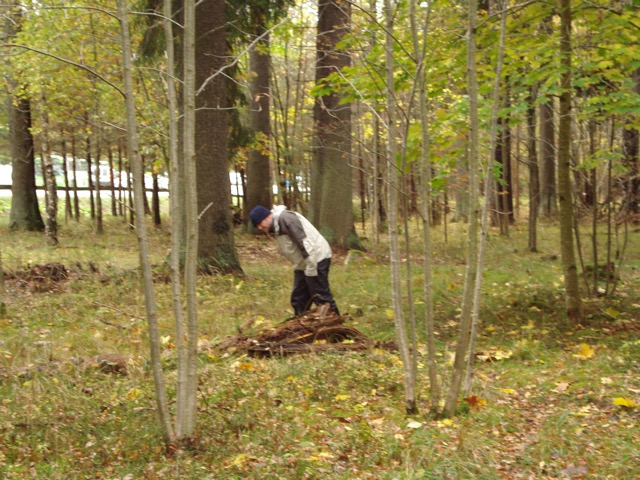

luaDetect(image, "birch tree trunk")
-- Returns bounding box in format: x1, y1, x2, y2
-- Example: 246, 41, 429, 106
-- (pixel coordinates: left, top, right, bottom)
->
409, 0, 440, 409
178, 0, 199, 443
384, 0, 417, 415
443, 0, 480, 417
464, 0, 508, 396
117, 0, 175, 446
40, 96, 59, 246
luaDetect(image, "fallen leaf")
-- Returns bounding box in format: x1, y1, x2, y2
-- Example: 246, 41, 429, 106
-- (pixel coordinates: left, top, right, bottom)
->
613, 397, 636, 408
465, 395, 487, 409
573, 343, 595, 360
553, 382, 570, 393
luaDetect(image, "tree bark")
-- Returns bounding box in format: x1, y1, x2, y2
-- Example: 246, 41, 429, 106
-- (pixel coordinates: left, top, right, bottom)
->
8, 93, 44, 232
5, 4, 43, 232
557, 0, 583, 323
195, 0, 242, 273
40, 96, 59, 245
527, 84, 540, 252
444, 0, 480, 417
245, 33, 273, 227
384, 0, 417, 415
410, 0, 440, 410
312, 0, 361, 250
117, 0, 175, 446
539, 16, 557, 218
623, 68, 640, 216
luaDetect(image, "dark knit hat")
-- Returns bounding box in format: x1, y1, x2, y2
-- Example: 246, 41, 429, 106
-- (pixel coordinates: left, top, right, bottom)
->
250, 205, 270, 227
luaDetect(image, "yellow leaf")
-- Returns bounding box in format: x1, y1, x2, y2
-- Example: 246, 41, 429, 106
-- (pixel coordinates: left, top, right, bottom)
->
334, 394, 350, 402
127, 388, 141, 400
604, 307, 619, 319
385, 309, 395, 319
613, 397, 636, 408
499, 388, 517, 395
573, 343, 595, 359
437, 418, 455, 428
237, 362, 254, 371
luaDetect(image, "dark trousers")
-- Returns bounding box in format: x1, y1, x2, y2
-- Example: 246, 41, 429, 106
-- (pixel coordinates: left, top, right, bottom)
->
291, 258, 339, 316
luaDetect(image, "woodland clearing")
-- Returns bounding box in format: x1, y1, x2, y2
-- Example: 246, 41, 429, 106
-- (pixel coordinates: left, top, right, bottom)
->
0, 211, 638, 479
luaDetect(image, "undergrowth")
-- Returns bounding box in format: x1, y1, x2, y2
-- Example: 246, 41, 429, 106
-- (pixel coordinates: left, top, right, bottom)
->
0, 216, 638, 479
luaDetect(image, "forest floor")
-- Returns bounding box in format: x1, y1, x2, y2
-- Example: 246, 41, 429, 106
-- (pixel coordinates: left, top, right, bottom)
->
0, 212, 638, 479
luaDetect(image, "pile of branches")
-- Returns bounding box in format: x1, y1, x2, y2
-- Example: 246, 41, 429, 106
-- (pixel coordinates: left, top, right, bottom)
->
214, 305, 394, 357
4, 263, 70, 292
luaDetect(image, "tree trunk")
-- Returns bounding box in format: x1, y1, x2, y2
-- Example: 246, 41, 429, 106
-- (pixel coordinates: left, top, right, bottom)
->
5, 3, 42, 232
312, 0, 361, 250
444, 0, 480, 417
623, 68, 640, 216
8, 92, 44, 232
527, 84, 540, 252
557, 0, 583, 323
195, 0, 242, 273
384, 0, 417, 415
61, 137, 73, 222
177, 0, 199, 444
117, 0, 175, 446
86, 135, 96, 220
410, 0, 440, 410
539, 16, 557, 218
95, 142, 104, 234
107, 147, 117, 217
245, 33, 272, 227
40, 96, 59, 246
71, 133, 80, 221
0, 249, 5, 317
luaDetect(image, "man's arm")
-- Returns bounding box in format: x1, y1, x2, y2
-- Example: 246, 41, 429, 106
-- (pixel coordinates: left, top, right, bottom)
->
278, 211, 309, 258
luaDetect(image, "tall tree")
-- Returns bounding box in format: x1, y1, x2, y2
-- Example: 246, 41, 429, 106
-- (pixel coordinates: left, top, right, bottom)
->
383, 0, 416, 415
311, 0, 361, 249
623, 67, 640, 215
117, 0, 174, 445
177, 0, 199, 443
195, 0, 242, 273
444, 0, 480, 418
236, 0, 292, 225
527, 84, 540, 252
539, 16, 557, 218
557, 0, 582, 323
5, 3, 43, 232
411, 0, 440, 410
245, 31, 273, 224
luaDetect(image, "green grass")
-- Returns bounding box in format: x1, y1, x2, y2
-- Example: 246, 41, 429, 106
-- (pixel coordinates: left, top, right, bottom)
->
0, 214, 638, 479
